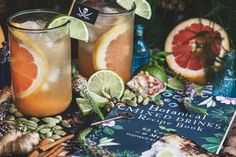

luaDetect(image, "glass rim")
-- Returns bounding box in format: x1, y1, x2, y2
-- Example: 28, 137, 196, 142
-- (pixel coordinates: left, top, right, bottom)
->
7, 9, 70, 33
81, 1, 136, 16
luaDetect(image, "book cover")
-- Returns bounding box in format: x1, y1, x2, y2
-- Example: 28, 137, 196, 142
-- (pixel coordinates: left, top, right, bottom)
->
86, 85, 236, 156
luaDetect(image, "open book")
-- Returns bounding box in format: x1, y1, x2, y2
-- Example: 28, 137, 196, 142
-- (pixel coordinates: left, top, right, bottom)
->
86, 85, 236, 157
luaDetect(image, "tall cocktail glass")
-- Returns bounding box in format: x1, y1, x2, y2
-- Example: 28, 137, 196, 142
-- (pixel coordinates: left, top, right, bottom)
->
8, 10, 72, 117
78, 0, 135, 82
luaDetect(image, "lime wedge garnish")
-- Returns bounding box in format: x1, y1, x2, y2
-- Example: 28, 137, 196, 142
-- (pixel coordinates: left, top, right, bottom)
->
116, 0, 152, 20
76, 92, 108, 116
88, 70, 125, 99
116, 0, 135, 10
167, 77, 185, 91
46, 14, 89, 42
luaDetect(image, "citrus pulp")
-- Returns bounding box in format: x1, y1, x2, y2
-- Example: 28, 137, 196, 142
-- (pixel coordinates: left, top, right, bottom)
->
165, 18, 230, 84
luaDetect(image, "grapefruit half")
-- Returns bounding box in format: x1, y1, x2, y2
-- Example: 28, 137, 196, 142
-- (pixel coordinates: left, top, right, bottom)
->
165, 18, 230, 84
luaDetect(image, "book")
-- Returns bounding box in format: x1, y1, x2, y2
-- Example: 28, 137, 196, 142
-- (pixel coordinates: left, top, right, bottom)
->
85, 85, 236, 157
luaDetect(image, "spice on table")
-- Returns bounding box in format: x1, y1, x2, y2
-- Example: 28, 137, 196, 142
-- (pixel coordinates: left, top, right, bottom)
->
40, 134, 74, 152
28, 138, 51, 157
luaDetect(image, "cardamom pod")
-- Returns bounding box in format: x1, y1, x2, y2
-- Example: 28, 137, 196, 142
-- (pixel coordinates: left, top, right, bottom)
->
50, 135, 61, 140
30, 117, 40, 123
27, 125, 38, 131
5, 120, 16, 126
123, 99, 137, 107
137, 95, 144, 104
18, 118, 28, 123
42, 117, 60, 124
53, 125, 63, 130
8, 107, 17, 114
24, 120, 38, 129
14, 112, 23, 118
5, 115, 15, 121
40, 128, 51, 134
46, 131, 53, 137
36, 124, 46, 131
45, 123, 56, 128
143, 97, 150, 105
153, 99, 164, 107
55, 115, 63, 121
54, 130, 66, 136
61, 120, 71, 128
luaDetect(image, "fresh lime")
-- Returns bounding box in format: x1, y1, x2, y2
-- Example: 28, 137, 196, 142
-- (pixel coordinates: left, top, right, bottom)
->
88, 70, 125, 99
116, 0, 152, 20
116, 0, 135, 10
155, 150, 175, 157
76, 92, 108, 116
167, 77, 185, 91
139, 65, 168, 82
46, 14, 89, 42
134, 0, 152, 20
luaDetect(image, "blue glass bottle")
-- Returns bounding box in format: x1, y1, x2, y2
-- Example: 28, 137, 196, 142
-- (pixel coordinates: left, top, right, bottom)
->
213, 50, 236, 98
131, 24, 150, 75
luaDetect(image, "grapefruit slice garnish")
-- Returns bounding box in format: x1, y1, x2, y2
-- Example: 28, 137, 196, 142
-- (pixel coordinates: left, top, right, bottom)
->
10, 30, 48, 98
165, 18, 230, 84
93, 22, 133, 82
0, 25, 5, 47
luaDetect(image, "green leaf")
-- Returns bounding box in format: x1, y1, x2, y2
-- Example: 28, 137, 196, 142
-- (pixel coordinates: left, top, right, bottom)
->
201, 143, 218, 153
78, 127, 93, 142
159, 126, 166, 130
112, 125, 124, 130
103, 127, 115, 136
202, 137, 221, 144
194, 84, 204, 94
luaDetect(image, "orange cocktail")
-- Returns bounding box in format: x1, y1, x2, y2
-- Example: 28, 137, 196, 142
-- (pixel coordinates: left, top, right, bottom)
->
78, 0, 135, 82
8, 10, 72, 117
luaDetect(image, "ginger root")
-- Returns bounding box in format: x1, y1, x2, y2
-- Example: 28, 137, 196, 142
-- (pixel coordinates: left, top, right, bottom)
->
0, 130, 40, 156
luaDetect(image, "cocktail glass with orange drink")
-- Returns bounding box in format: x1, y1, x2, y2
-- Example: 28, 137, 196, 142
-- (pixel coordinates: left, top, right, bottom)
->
8, 10, 72, 117
78, 0, 135, 82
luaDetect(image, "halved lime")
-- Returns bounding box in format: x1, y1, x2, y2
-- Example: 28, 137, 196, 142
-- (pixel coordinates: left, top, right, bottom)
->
116, 0, 152, 20
139, 65, 168, 82
88, 70, 125, 99
76, 92, 108, 116
155, 150, 175, 157
46, 14, 89, 42
167, 77, 185, 91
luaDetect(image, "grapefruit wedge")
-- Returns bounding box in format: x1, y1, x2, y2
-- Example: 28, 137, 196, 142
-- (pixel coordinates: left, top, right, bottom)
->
10, 30, 48, 98
165, 18, 230, 84
92, 22, 133, 82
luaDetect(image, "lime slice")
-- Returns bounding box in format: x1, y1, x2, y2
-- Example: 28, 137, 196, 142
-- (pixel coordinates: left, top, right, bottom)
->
88, 70, 125, 99
76, 92, 108, 116
135, 0, 152, 20
116, 0, 135, 10
167, 77, 185, 91
155, 150, 175, 157
46, 14, 89, 42
116, 0, 152, 20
